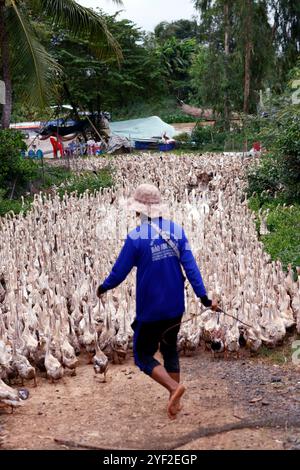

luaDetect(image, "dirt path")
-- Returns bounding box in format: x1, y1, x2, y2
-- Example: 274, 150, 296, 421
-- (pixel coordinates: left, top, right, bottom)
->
173, 123, 196, 134
1, 350, 300, 450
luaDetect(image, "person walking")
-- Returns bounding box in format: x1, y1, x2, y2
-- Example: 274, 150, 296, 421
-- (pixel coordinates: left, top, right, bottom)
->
97, 183, 218, 420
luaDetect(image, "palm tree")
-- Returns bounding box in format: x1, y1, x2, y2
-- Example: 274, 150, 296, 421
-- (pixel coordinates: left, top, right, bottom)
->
0, 0, 123, 128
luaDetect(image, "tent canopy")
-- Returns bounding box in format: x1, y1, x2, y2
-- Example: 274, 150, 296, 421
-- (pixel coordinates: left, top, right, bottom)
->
110, 116, 175, 141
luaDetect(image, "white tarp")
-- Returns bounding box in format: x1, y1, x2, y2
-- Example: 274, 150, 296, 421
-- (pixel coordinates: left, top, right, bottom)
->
110, 116, 175, 141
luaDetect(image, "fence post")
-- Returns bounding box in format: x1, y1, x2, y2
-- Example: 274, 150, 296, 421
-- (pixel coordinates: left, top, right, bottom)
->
41, 154, 45, 185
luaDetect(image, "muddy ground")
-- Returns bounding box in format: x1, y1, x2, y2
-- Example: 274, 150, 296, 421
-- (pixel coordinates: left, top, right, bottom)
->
1, 347, 300, 451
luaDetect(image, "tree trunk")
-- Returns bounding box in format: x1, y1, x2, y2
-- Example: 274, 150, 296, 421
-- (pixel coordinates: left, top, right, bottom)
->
243, 0, 253, 114
224, 2, 230, 56
0, 0, 12, 129
223, 1, 230, 129
63, 82, 88, 142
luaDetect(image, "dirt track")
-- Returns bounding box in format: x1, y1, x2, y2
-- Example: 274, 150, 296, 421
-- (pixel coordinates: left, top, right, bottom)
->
173, 123, 196, 134
1, 348, 300, 450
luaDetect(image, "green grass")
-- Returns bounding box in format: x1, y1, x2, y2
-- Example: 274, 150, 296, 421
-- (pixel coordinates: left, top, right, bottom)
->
249, 195, 300, 270
41, 164, 72, 188
56, 168, 113, 197
0, 165, 113, 217
258, 334, 300, 365
258, 345, 290, 365
0, 198, 32, 217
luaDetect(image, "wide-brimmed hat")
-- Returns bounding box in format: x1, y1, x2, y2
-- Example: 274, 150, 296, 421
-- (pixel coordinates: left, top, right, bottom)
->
127, 183, 169, 218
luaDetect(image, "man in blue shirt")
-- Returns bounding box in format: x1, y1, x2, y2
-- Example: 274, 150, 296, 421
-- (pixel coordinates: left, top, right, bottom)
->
97, 183, 217, 420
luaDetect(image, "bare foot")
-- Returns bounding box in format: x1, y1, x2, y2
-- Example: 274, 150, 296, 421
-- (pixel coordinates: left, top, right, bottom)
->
167, 384, 186, 420
169, 393, 183, 413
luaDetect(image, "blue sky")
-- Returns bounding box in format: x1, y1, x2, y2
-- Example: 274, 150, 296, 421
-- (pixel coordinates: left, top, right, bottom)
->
78, 0, 197, 32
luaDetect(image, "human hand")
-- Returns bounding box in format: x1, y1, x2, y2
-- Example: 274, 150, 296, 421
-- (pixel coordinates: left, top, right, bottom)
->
96, 284, 105, 299
211, 298, 219, 311
200, 295, 221, 311
211, 293, 221, 312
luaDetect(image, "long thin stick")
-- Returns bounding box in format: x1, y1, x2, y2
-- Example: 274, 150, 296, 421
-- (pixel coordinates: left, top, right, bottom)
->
54, 438, 132, 451
161, 307, 254, 345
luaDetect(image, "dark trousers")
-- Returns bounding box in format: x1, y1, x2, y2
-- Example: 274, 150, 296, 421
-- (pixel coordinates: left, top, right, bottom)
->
133, 316, 182, 376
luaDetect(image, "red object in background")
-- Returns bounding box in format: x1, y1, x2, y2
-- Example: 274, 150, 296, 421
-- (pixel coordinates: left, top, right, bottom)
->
253, 141, 261, 152
57, 140, 64, 157
50, 137, 58, 158
50, 136, 64, 158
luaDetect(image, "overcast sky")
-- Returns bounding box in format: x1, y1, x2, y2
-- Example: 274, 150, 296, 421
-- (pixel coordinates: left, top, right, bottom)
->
78, 0, 197, 32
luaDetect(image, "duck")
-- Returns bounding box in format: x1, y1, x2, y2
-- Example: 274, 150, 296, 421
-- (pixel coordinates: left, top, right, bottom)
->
111, 300, 129, 364
44, 337, 64, 383
0, 275, 6, 303
224, 321, 240, 357
61, 336, 78, 373
67, 317, 81, 356
92, 334, 109, 382
21, 323, 39, 360
30, 331, 47, 372
12, 349, 37, 387
0, 151, 298, 389
0, 379, 22, 413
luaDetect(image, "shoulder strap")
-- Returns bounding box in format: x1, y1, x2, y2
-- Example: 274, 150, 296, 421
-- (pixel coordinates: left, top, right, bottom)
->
149, 221, 180, 259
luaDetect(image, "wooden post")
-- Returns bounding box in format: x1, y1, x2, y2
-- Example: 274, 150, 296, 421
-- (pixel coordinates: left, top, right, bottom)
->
0, 0, 12, 128
243, 0, 253, 114
41, 154, 45, 185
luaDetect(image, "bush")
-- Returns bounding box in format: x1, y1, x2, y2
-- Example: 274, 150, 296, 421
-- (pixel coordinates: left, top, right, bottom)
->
0, 198, 25, 217
191, 123, 227, 151
0, 130, 38, 196
174, 132, 191, 142
42, 165, 72, 188
247, 105, 300, 203
160, 112, 195, 124
249, 195, 300, 270
273, 106, 300, 201
247, 153, 281, 199
261, 205, 300, 270
0, 187, 32, 216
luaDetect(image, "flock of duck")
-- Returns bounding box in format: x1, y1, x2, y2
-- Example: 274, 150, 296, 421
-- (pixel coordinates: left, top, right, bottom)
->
0, 152, 299, 414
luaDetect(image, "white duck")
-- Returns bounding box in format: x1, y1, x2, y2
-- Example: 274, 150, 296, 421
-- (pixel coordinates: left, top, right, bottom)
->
0, 379, 22, 412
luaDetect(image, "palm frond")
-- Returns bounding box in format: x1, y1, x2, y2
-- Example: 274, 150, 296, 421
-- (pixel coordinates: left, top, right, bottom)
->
8, 1, 62, 107
34, 0, 122, 61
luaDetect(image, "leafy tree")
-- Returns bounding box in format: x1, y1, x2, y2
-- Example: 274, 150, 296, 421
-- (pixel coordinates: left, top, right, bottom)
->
247, 65, 300, 203
154, 20, 199, 43
192, 0, 275, 119
190, 46, 228, 114
33, 14, 165, 116
0, 0, 121, 128
0, 129, 36, 196
270, 0, 300, 87
234, 0, 275, 114
157, 37, 197, 98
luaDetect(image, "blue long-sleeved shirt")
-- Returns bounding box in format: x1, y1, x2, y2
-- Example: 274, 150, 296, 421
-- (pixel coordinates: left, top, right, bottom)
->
101, 217, 207, 322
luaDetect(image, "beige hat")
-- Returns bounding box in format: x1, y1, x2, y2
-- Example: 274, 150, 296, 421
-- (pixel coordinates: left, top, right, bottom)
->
127, 183, 169, 218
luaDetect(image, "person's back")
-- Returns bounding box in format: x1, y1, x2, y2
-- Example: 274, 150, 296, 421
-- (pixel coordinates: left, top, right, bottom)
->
133, 217, 184, 322
97, 183, 218, 420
